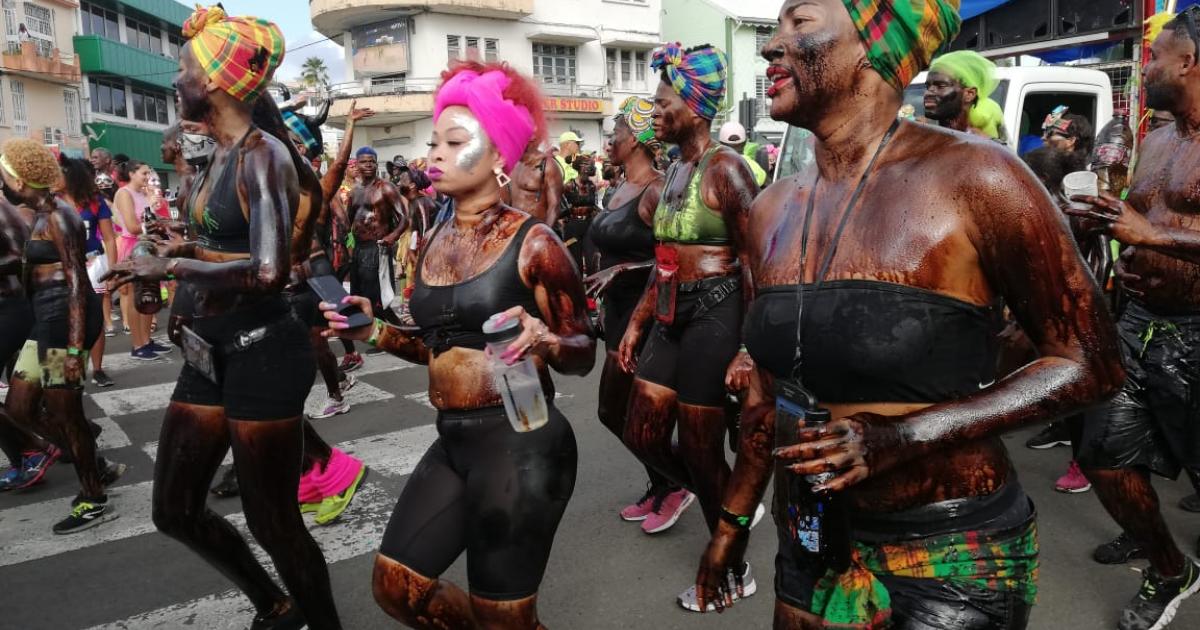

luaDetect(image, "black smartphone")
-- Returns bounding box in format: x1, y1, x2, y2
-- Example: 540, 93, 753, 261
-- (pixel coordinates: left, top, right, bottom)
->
306, 275, 373, 329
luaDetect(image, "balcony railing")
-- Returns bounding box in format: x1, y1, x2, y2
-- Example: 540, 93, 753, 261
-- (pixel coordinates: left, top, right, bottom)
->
538, 82, 611, 99
1, 39, 80, 83
326, 77, 443, 99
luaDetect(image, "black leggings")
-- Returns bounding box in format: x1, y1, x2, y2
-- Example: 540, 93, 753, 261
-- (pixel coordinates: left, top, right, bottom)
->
379, 404, 577, 600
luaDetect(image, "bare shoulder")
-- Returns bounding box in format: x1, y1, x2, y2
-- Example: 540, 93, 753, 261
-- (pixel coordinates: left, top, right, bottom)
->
748, 172, 804, 228
242, 128, 292, 165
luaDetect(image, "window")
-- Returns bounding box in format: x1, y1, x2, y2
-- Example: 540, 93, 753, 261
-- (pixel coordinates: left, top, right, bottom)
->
465, 36, 479, 59
23, 4, 51, 37
0, 81, 6, 124
11, 79, 26, 136
606, 48, 648, 91
446, 34, 460, 62
82, 3, 119, 40
63, 90, 79, 134
125, 17, 161, 54
132, 87, 169, 124
2, 0, 15, 38
532, 43, 576, 86
484, 38, 498, 62
755, 26, 774, 52
42, 126, 54, 145
167, 34, 183, 60
755, 75, 771, 118
89, 77, 127, 118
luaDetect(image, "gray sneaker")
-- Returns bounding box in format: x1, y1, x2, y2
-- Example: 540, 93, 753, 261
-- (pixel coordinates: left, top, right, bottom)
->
678, 562, 757, 612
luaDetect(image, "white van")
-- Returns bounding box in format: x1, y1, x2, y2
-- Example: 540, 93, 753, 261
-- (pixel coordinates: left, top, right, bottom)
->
775, 66, 1115, 180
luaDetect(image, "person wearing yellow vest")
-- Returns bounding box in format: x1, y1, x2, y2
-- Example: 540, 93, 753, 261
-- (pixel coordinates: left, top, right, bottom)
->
556, 130, 582, 183
718, 122, 767, 186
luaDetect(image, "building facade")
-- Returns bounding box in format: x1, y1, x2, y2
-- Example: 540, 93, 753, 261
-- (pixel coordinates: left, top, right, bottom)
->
661, 0, 785, 142
310, 0, 663, 163
0, 0, 85, 157
74, 0, 190, 182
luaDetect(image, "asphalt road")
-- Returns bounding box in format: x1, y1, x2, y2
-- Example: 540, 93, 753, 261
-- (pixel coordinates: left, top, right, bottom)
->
2, 327, 1200, 629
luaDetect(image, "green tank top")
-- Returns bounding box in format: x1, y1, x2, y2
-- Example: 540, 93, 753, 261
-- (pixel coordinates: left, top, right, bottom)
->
653, 146, 729, 245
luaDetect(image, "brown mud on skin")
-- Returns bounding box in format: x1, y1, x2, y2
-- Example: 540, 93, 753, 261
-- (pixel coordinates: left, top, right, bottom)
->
501, 149, 564, 226
678, 402, 734, 531
349, 178, 407, 243
373, 555, 478, 630
1087, 466, 1186, 577
0, 198, 29, 298
623, 378, 690, 487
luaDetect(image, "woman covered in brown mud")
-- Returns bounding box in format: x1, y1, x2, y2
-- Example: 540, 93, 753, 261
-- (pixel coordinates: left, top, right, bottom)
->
103, 7, 341, 628
615, 42, 760, 609
695, 1, 1124, 628
321, 60, 594, 629
585, 96, 695, 533
3, 139, 119, 532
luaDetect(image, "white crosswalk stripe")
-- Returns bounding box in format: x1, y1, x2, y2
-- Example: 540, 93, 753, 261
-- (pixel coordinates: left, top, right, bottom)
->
0, 423, 436, 569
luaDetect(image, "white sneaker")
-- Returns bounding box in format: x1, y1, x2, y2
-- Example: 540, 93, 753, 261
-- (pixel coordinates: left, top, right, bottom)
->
340, 373, 358, 395
310, 397, 350, 419
677, 562, 757, 612
750, 503, 766, 529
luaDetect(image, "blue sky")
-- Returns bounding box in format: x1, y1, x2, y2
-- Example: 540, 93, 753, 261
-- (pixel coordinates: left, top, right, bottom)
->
212, 1, 348, 84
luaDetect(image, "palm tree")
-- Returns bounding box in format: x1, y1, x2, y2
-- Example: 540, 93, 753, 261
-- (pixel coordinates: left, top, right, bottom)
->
301, 57, 330, 94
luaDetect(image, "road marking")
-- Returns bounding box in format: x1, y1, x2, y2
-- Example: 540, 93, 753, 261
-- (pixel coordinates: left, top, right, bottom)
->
93, 416, 131, 451
97, 351, 177, 375
91, 359, 409, 418
0, 423, 436, 569
84, 480, 396, 630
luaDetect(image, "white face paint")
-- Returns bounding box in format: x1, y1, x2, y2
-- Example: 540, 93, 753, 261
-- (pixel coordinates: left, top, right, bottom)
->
452, 113, 488, 171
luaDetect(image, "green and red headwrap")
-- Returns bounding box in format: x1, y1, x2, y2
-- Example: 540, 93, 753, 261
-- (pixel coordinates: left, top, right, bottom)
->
842, 0, 962, 91
182, 4, 284, 103
650, 42, 727, 120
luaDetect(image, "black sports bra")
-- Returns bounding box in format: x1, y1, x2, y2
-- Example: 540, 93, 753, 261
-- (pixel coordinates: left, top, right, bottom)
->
744, 279, 1000, 403
410, 217, 542, 355
190, 130, 252, 254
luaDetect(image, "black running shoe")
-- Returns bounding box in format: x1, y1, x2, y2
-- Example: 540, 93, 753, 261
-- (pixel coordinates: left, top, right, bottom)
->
1119, 560, 1200, 630
91, 370, 114, 388
249, 600, 306, 630
210, 466, 239, 498
52, 497, 118, 535
1095, 533, 1148, 565
1025, 422, 1072, 449
98, 458, 127, 487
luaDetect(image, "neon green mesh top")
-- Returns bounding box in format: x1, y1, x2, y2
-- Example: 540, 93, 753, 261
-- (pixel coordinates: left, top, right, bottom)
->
653, 146, 730, 245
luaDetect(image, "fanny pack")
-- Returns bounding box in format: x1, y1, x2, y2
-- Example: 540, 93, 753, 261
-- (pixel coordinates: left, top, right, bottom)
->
182, 313, 298, 384
654, 244, 679, 324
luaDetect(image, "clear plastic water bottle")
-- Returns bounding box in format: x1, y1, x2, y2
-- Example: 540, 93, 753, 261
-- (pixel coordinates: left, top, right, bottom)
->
482, 313, 549, 432
130, 239, 162, 315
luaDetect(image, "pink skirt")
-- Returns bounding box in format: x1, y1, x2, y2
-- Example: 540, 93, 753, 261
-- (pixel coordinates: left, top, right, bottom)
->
115, 233, 138, 262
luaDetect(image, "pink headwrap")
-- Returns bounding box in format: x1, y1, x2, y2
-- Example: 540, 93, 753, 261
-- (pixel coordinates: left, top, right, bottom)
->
433, 70, 534, 174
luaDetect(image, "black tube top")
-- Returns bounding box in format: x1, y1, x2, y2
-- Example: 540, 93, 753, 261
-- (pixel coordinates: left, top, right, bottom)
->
410, 217, 542, 355
590, 185, 655, 270
744, 280, 1000, 403
24, 239, 59, 265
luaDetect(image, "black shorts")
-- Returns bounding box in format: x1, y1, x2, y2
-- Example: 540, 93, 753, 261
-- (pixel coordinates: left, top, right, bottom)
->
28, 285, 102, 351
776, 482, 1034, 629
286, 286, 321, 329
379, 404, 577, 600
635, 277, 741, 406
0, 296, 32, 364
170, 300, 315, 420
1078, 301, 1200, 478
350, 240, 393, 311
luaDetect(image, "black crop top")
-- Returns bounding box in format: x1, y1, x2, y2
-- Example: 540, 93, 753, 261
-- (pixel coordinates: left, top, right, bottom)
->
190, 130, 252, 254
410, 217, 542, 355
24, 239, 59, 265
744, 280, 1000, 403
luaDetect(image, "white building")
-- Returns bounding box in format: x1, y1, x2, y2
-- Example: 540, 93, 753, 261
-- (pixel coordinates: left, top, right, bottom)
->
310, 0, 664, 161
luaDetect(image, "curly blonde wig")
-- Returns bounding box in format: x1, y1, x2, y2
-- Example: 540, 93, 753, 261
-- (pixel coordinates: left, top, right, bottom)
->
1, 138, 62, 189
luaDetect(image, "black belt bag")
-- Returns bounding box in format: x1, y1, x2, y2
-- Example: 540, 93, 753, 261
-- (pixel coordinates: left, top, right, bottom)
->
183, 314, 298, 384
682, 275, 741, 321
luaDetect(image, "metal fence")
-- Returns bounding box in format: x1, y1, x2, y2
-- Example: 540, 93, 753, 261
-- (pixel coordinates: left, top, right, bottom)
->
1081, 60, 1136, 113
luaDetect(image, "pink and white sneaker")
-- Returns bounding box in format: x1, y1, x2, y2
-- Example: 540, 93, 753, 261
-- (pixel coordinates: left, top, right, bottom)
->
620, 487, 658, 522
642, 488, 695, 534
1055, 460, 1092, 493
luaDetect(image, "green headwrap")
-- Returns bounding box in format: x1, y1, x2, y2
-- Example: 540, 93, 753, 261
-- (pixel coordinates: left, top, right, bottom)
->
929, 50, 1004, 139
842, 0, 962, 90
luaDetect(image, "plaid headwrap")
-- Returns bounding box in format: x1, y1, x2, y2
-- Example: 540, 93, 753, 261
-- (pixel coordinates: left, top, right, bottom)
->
281, 110, 318, 155
617, 96, 660, 151
650, 43, 727, 120
842, 0, 962, 91
182, 4, 284, 103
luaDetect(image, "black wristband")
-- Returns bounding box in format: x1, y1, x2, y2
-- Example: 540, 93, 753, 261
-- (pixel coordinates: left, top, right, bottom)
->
720, 506, 752, 530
